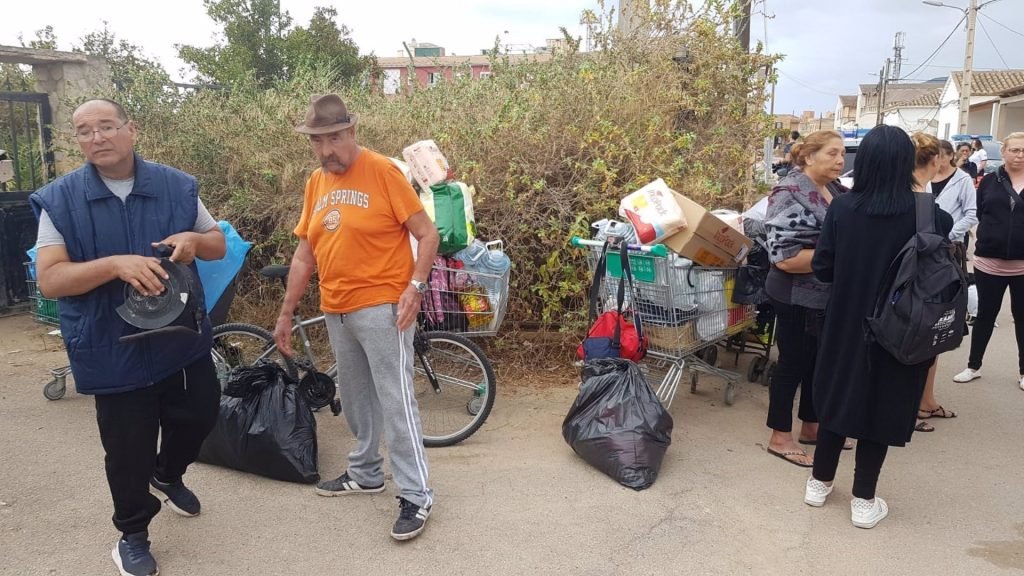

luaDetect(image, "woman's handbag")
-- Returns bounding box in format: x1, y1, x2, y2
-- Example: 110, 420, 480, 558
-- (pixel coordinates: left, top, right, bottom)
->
577, 242, 648, 362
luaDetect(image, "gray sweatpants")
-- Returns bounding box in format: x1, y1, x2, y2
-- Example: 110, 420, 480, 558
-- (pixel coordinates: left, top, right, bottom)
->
324, 304, 433, 509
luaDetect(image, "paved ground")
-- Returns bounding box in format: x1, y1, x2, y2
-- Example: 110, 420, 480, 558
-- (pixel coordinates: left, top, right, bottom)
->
1, 310, 1022, 576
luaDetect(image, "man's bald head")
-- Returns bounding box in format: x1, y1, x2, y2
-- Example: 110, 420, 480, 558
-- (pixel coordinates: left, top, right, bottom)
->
73, 99, 128, 124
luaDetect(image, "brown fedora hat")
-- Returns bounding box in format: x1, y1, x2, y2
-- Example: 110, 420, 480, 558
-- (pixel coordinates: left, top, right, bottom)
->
295, 94, 358, 134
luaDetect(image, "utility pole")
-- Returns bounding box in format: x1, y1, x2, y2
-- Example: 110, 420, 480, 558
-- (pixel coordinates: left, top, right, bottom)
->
879, 59, 891, 126
959, 0, 979, 134
735, 0, 752, 51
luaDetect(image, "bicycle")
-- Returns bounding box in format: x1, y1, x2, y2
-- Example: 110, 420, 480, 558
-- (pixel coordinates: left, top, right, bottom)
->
210, 264, 497, 447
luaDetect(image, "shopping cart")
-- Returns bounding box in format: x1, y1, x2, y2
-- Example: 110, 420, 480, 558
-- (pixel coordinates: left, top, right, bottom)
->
573, 237, 756, 407
24, 261, 73, 400
419, 256, 511, 337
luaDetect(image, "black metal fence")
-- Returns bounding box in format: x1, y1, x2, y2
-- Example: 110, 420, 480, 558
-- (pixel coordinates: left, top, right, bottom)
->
0, 75, 54, 312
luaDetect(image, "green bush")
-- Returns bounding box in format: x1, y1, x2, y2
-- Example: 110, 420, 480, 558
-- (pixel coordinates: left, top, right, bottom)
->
127, 3, 776, 336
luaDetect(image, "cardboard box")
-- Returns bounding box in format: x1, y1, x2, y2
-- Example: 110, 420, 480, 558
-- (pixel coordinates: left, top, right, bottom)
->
663, 192, 753, 265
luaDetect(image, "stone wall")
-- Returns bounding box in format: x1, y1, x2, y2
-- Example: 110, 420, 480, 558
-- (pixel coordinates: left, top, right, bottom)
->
0, 46, 112, 175
31, 57, 111, 173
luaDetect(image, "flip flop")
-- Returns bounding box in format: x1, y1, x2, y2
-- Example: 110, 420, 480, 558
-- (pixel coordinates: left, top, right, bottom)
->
915, 420, 935, 432
767, 447, 813, 468
918, 406, 957, 419
798, 438, 854, 450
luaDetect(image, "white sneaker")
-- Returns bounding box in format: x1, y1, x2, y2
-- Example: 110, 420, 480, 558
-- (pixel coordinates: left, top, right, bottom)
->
851, 497, 889, 529
804, 476, 833, 507
1019, 376, 1024, 391
953, 368, 981, 383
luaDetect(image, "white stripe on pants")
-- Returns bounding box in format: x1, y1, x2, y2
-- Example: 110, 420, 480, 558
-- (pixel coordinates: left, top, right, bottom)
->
324, 305, 433, 508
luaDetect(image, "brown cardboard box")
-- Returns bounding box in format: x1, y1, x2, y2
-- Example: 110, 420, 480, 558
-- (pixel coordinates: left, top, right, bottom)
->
663, 191, 753, 265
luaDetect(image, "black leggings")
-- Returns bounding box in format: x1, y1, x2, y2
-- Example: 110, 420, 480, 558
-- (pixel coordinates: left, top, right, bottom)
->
968, 269, 1024, 374
766, 300, 818, 432
812, 428, 889, 500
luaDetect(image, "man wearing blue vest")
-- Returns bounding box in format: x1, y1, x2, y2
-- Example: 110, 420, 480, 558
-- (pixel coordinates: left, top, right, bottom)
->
31, 99, 225, 576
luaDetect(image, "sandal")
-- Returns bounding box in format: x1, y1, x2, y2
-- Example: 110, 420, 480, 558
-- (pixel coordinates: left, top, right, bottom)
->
799, 438, 854, 450
767, 447, 813, 468
915, 421, 935, 432
918, 406, 957, 419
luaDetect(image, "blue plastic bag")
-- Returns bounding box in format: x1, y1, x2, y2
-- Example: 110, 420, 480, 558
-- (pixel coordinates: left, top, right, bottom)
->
196, 221, 251, 313
26, 246, 38, 279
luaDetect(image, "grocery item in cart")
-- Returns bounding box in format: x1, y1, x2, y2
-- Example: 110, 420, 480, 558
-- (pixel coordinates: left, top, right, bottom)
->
691, 269, 728, 341
591, 218, 639, 244
663, 193, 753, 266
426, 181, 477, 255
562, 358, 673, 490
402, 139, 453, 191
618, 179, 689, 245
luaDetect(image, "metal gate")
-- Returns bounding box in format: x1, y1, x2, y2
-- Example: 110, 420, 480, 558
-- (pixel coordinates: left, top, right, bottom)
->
1, 82, 56, 193
0, 76, 55, 312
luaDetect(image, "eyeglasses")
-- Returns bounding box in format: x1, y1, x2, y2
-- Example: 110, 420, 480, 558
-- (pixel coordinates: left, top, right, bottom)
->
1006, 148, 1024, 157
74, 121, 129, 142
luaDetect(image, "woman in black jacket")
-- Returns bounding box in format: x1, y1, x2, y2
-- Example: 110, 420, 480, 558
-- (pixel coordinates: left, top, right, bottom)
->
803, 126, 953, 529
952, 132, 1024, 391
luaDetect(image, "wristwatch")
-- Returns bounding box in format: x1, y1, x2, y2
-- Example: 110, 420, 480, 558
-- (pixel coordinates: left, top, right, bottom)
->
410, 279, 428, 294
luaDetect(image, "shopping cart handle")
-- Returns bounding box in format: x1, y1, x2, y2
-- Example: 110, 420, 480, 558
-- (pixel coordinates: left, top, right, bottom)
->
571, 236, 669, 257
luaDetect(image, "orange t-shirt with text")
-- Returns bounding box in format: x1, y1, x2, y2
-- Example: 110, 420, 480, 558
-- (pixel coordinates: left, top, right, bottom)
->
294, 148, 423, 314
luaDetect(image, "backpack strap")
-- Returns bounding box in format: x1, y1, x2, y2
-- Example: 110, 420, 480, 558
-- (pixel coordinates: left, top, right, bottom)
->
587, 241, 611, 325
914, 192, 936, 235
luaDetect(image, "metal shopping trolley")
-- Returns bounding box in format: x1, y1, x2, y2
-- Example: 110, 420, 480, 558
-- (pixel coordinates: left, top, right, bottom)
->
573, 237, 756, 407
419, 254, 511, 337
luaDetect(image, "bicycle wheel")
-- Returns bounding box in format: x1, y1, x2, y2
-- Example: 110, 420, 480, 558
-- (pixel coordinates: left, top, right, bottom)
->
414, 331, 496, 447
211, 323, 298, 388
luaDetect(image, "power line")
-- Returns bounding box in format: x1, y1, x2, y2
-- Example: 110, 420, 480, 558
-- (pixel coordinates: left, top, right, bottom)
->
777, 70, 837, 97
898, 13, 967, 81
980, 12, 1024, 41
978, 18, 1009, 68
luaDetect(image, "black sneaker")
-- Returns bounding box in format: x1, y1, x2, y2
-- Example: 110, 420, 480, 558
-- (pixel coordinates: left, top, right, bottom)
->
314, 471, 385, 497
149, 477, 200, 517
391, 497, 431, 541
112, 532, 158, 576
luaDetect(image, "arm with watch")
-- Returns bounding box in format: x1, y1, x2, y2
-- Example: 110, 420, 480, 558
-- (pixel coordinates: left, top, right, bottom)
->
398, 211, 441, 331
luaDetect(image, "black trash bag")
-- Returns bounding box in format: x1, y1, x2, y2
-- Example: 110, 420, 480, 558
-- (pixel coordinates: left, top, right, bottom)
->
198, 361, 319, 483
562, 358, 673, 490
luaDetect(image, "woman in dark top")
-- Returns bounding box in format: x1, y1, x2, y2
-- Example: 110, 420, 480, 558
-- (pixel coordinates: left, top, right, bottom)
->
764, 130, 848, 467
803, 126, 953, 529
956, 142, 978, 180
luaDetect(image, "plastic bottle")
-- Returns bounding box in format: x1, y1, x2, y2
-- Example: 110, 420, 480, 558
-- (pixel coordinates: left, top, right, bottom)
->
476, 241, 510, 297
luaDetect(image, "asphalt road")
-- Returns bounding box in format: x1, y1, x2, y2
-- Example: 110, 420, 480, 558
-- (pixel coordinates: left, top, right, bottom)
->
1, 311, 1022, 576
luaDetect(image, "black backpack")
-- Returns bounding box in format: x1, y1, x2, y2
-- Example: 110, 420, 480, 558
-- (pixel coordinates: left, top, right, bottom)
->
865, 193, 968, 365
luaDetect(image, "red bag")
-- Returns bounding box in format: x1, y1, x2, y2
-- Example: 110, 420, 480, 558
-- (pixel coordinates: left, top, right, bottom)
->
577, 242, 647, 362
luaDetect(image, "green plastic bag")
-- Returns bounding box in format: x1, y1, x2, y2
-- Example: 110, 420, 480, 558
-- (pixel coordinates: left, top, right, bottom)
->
426, 181, 476, 255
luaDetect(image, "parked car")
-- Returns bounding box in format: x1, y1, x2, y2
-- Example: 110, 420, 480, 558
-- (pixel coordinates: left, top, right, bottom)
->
839, 142, 858, 189
951, 135, 1004, 175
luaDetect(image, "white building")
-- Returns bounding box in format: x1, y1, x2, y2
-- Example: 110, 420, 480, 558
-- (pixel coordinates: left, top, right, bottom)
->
936, 70, 1024, 140
853, 82, 942, 134
882, 86, 944, 135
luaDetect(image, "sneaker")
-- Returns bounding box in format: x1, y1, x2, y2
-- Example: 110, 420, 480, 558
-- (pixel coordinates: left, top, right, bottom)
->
314, 471, 385, 497
851, 497, 889, 529
804, 476, 833, 507
391, 497, 431, 541
953, 368, 981, 383
111, 532, 158, 576
1019, 376, 1024, 391
149, 477, 200, 517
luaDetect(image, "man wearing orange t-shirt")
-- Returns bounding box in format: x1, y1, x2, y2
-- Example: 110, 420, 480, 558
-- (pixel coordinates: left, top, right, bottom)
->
274, 94, 440, 541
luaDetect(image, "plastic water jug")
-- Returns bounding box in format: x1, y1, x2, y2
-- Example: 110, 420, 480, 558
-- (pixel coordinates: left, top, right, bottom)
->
454, 240, 488, 266
476, 241, 510, 297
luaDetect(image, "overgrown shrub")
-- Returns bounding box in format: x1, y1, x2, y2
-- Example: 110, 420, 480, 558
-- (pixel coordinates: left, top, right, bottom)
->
127, 2, 776, 341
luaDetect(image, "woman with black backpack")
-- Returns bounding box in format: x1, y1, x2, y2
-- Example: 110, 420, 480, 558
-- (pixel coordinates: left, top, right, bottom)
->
803, 125, 953, 529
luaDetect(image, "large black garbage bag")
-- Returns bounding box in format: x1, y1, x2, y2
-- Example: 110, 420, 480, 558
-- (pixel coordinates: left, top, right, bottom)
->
562, 358, 673, 490
198, 361, 319, 483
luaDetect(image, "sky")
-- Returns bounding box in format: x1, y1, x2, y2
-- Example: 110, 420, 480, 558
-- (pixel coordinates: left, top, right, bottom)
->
2, 0, 1024, 115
